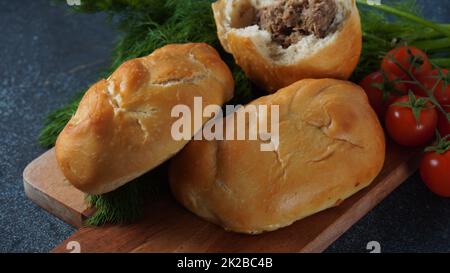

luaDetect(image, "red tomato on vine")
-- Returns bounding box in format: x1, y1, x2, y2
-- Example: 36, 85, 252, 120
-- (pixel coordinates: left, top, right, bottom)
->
385, 93, 438, 147
420, 134, 450, 197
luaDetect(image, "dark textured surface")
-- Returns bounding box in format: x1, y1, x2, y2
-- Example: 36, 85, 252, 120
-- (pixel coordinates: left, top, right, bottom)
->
0, 0, 116, 252
0, 0, 449, 253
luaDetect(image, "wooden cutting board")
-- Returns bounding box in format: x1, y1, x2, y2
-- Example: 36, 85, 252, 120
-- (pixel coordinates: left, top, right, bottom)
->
23, 141, 420, 253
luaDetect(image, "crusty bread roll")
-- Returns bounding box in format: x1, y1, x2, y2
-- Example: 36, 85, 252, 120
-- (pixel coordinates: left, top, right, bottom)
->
56, 43, 234, 195
169, 79, 385, 234
212, 0, 362, 93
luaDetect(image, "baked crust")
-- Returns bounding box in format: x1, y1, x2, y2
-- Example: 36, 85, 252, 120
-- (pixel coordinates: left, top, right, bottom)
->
169, 78, 385, 234
212, 0, 362, 92
56, 43, 234, 194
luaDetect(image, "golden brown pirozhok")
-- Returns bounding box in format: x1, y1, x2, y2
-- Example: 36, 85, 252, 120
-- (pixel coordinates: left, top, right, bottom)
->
212, 0, 362, 93
170, 79, 385, 234
56, 43, 234, 195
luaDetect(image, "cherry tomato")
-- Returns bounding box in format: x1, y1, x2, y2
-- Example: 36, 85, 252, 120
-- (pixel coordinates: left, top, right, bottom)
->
414, 69, 450, 105
420, 141, 450, 197
381, 46, 432, 80
385, 95, 438, 147
359, 71, 408, 118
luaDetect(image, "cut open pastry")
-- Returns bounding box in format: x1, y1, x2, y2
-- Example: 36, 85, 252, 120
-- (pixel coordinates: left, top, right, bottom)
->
212, 0, 362, 92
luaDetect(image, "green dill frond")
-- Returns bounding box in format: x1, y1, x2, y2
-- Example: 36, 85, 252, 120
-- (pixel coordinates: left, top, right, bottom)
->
38, 92, 83, 147
85, 163, 168, 226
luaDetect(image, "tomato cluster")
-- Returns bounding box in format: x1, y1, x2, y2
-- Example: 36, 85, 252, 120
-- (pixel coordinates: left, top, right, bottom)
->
359, 46, 450, 197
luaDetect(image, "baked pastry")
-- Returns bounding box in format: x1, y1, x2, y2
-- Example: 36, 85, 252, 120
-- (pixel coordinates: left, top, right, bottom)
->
212, 0, 362, 92
56, 43, 234, 195
169, 79, 385, 234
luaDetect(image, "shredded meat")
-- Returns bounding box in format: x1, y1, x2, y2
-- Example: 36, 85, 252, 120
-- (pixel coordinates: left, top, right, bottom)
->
256, 0, 337, 48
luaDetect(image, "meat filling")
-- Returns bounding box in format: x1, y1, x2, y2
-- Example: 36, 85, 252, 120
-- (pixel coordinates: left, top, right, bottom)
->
256, 0, 338, 48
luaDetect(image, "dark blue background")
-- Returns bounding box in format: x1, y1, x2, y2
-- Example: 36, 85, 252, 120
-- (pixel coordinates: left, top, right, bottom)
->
0, 0, 449, 253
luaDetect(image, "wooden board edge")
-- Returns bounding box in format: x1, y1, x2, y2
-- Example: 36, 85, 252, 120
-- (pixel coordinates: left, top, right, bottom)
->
23, 178, 86, 228
22, 152, 91, 228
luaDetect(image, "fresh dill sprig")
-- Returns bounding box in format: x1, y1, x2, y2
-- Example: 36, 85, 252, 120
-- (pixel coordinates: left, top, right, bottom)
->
38, 92, 82, 147
85, 163, 168, 226
41, 0, 450, 226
